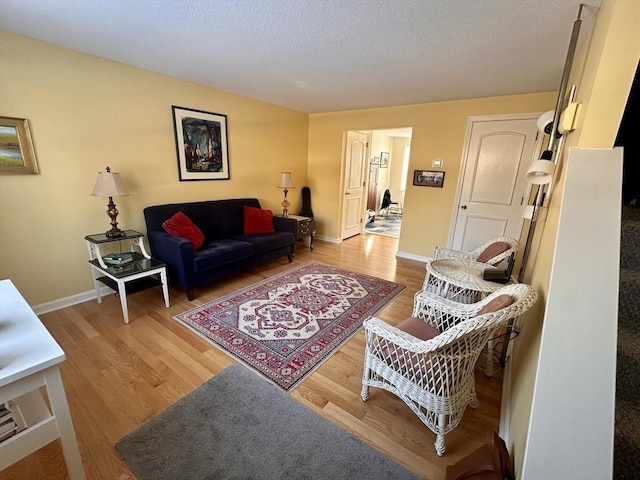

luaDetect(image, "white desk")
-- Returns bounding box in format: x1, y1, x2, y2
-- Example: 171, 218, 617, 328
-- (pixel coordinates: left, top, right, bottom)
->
0, 279, 85, 479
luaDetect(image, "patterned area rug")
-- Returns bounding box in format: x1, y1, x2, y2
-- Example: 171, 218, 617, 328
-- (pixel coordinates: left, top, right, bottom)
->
174, 262, 405, 391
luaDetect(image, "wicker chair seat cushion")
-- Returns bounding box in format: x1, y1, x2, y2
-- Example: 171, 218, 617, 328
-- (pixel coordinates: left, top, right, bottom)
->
396, 316, 441, 340
476, 242, 511, 263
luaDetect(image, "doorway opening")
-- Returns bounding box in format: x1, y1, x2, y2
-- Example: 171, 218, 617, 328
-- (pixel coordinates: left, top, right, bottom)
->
363, 128, 412, 239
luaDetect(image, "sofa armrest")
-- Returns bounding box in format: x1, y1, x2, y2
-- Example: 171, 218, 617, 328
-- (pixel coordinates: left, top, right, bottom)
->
148, 230, 197, 287
273, 216, 297, 234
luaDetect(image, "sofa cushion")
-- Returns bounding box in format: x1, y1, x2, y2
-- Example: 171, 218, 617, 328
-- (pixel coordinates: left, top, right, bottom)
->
244, 206, 275, 234
162, 211, 205, 251
193, 239, 253, 272
231, 231, 295, 255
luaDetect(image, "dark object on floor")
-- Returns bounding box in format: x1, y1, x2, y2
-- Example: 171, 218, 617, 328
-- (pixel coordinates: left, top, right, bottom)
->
381, 189, 391, 210
444, 430, 514, 480
116, 364, 419, 480
299, 186, 314, 217
380, 189, 403, 216
367, 209, 376, 224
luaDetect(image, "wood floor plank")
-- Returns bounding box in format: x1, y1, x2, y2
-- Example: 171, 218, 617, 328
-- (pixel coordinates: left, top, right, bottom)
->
1, 234, 504, 480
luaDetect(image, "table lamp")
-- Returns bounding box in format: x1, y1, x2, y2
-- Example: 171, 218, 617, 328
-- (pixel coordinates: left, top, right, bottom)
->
91, 166, 129, 238
277, 172, 295, 217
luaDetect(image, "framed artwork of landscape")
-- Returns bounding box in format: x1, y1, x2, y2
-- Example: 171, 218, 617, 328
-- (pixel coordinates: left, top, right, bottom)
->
413, 170, 445, 188
0, 116, 39, 175
172, 106, 230, 181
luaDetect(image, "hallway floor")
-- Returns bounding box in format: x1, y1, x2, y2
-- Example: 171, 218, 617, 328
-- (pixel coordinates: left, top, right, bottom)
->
365, 213, 402, 238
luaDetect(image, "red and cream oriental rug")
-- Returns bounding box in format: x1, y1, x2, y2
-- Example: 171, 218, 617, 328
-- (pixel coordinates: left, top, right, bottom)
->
174, 262, 405, 391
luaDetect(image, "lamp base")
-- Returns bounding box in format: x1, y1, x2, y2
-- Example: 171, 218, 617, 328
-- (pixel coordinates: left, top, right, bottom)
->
281, 195, 291, 218
106, 227, 125, 238
105, 196, 124, 238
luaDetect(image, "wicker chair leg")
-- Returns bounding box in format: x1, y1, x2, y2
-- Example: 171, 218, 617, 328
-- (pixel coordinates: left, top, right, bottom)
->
469, 388, 479, 408
361, 384, 369, 401
435, 434, 446, 456
435, 413, 447, 455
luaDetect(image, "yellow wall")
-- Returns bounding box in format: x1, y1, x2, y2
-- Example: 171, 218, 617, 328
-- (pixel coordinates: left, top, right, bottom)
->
508, 0, 640, 472
0, 31, 308, 305
308, 93, 557, 248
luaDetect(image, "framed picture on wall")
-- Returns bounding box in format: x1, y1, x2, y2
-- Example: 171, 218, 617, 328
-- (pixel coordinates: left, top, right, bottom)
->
0, 116, 39, 175
172, 106, 230, 181
413, 170, 445, 188
380, 152, 389, 168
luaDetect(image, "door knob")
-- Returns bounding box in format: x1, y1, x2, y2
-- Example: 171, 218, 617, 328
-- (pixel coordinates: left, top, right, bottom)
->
460, 205, 467, 210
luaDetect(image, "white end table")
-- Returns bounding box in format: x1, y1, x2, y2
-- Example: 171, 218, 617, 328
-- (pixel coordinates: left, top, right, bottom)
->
0, 280, 85, 479
85, 230, 170, 324
423, 259, 511, 376
424, 259, 503, 302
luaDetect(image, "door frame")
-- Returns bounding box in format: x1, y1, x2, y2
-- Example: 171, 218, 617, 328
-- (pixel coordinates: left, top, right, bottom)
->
446, 113, 544, 249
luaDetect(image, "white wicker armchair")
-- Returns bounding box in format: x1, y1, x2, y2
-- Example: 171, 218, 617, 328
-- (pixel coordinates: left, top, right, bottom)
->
361, 283, 537, 456
433, 237, 519, 266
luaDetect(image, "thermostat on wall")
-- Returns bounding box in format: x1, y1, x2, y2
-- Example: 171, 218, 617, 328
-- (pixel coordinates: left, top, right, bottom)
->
432, 159, 443, 168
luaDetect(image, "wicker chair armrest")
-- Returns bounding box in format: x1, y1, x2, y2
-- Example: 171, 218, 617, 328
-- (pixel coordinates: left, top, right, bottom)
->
413, 290, 478, 315
412, 291, 477, 331
433, 247, 475, 261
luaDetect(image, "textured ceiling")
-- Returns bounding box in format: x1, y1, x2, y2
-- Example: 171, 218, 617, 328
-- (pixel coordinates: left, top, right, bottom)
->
0, 0, 601, 113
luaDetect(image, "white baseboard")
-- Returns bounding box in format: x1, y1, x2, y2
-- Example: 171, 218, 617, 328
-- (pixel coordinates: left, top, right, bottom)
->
32, 286, 114, 315
314, 234, 341, 244
395, 251, 430, 264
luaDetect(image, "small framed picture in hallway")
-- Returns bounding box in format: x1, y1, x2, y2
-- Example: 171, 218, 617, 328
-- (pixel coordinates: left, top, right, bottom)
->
413, 170, 445, 188
380, 152, 389, 168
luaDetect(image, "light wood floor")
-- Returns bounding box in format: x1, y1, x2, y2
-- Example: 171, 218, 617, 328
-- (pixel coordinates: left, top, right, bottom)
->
1, 234, 503, 480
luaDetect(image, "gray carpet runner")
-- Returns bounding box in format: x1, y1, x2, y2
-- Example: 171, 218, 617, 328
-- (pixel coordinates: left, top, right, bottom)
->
615, 205, 640, 479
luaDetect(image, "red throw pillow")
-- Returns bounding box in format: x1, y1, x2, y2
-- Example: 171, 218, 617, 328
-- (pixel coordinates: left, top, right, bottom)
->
244, 206, 275, 234
162, 211, 205, 251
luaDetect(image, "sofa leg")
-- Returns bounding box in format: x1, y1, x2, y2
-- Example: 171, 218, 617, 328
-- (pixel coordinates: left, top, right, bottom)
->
186, 288, 196, 301
288, 252, 294, 262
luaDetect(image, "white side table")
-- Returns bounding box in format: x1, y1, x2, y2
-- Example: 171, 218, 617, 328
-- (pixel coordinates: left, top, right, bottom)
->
0, 280, 85, 479
424, 259, 503, 302
85, 230, 170, 324
423, 259, 511, 376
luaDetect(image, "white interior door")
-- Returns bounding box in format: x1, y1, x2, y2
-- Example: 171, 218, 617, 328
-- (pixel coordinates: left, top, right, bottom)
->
450, 116, 540, 251
342, 131, 368, 239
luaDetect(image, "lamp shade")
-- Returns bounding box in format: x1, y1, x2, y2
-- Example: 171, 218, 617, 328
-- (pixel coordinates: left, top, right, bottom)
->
525, 160, 555, 185
91, 168, 129, 197
277, 172, 295, 189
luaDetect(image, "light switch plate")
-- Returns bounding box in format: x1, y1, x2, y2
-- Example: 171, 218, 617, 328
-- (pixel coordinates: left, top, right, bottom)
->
432, 159, 443, 168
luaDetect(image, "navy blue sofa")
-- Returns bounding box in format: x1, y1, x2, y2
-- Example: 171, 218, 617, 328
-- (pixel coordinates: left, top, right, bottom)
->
143, 198, 296, 300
